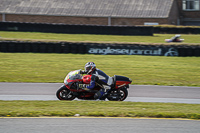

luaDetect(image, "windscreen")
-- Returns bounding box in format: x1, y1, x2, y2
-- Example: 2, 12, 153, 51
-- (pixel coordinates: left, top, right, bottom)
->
64, 70, 82, 84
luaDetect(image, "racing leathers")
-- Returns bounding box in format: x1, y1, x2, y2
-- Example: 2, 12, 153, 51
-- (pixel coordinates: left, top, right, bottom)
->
79, 68, 113, 99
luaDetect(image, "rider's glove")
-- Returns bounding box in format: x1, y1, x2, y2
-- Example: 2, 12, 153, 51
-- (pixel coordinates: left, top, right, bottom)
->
80, 70, 86, 74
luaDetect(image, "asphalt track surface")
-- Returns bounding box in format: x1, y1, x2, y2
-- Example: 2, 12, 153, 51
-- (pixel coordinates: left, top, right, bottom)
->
1, 83, 200, 133
0, 117, 200, 133
0, 82, 200, 103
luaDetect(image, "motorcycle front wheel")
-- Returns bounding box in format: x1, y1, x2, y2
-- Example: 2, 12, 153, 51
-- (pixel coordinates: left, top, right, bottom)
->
56, 85, 76, 100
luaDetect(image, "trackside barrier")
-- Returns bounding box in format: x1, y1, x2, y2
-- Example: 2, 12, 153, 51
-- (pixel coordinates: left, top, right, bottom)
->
0, 41, 200, 56
153, 27, 200, 34
0, 22, 153, 36
0, 22, 200, 34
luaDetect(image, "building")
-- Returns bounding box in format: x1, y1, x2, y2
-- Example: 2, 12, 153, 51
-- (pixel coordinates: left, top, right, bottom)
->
177, 0, 200, 25
0, 0, 200, 26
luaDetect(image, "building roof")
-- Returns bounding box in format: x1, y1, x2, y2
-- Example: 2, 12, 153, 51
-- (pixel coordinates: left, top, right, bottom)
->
0, 0, 174, 18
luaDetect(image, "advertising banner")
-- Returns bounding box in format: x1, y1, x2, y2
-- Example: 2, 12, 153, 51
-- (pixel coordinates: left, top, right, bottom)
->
87, 46, 179, 56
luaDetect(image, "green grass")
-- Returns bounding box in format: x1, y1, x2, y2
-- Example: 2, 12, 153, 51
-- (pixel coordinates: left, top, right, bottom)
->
0, 101, 200, 119
0, 31, 200, 44
1, 31, 200, 120
153, 25, 200, 28
0, 53, 200, 86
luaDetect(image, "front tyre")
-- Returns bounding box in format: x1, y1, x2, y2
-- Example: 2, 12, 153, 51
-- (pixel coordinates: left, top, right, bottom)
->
56, 85, 76, 100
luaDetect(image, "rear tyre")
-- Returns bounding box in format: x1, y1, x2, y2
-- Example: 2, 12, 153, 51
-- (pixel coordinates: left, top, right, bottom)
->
119, 87, 128, 101
107, 87, 128, 101
56, 85, 76, 100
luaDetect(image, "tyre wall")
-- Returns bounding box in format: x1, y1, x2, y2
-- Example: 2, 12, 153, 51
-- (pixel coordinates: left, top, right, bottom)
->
1, 22, 200, 34
0, 22, 153, 36
0, 41, 199, 56
153, 27, 200, 34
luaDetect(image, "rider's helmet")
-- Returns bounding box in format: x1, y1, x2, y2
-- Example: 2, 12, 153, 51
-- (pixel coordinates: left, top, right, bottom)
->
85, 62, 96, 74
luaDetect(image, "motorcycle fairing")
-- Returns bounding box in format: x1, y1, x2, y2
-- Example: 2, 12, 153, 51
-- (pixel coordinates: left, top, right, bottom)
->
64, 70, 82, 84
113, 75, 132, 89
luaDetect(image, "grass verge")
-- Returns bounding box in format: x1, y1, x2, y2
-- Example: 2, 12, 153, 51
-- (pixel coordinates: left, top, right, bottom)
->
0, 101, 200, 120
1, 53, 200, 86
0, 31, 200, 44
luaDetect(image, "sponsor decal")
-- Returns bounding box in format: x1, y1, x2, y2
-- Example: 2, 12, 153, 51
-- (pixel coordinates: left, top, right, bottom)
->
164, 48, 179, 56
88, 47, 162, 55
88, 47, 179, 56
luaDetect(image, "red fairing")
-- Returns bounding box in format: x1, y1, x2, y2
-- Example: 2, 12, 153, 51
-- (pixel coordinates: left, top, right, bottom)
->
82, 75, 92, 84
64, 78, 82, 89
115, 81, 131, 89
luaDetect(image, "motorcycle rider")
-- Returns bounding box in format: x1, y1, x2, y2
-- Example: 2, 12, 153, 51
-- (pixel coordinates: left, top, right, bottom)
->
79, 62, 113, 100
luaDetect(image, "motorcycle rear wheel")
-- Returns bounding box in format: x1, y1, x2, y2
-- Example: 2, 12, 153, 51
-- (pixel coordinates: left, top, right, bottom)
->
56, 85, 76, 100
107, 87, 128, 101
119, 87, 128, 101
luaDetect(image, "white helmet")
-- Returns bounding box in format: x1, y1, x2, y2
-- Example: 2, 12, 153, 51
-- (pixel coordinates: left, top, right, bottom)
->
85, 62, 96, 74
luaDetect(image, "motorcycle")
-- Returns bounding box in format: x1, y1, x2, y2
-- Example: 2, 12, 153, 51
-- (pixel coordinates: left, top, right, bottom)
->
56, 70, 132, 101
165, 34, 184, 43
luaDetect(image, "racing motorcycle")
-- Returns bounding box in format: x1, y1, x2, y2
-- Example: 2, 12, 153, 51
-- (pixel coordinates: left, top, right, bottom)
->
56, 70, 132, 101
